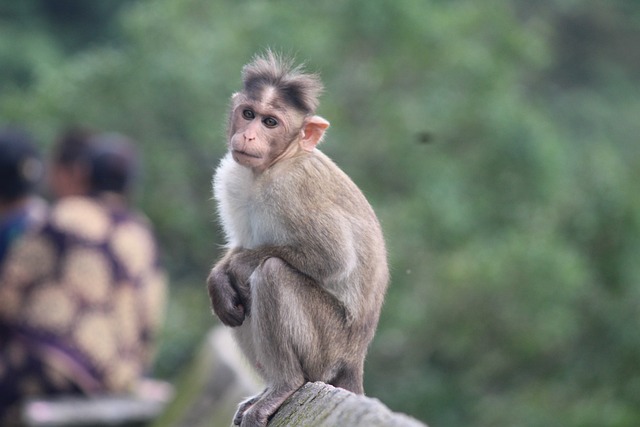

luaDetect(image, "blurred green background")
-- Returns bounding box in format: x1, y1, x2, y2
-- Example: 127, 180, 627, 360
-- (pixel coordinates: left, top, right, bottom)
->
1, 0, 639, 425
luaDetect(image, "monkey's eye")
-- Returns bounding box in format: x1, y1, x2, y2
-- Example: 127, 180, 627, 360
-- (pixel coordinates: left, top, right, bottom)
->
242, 109, 255, 120
263, 117, 278, 128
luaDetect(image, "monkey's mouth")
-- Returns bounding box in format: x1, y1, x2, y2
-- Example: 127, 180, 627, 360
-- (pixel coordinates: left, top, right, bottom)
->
233, 150, 261, 159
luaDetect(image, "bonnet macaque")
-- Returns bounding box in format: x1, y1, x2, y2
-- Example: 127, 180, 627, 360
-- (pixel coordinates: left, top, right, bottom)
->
207, 51, 388, 427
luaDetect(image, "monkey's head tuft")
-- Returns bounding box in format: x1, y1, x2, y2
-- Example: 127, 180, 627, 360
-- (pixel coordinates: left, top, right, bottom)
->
241, 50, 324, 116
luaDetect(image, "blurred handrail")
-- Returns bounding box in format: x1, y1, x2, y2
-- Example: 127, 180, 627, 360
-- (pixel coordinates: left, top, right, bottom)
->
22, 379, 173, 427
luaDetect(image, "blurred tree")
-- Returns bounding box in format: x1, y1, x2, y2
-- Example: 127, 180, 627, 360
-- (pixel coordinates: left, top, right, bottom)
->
0, 0, 639, 426
0, 0, 138, 90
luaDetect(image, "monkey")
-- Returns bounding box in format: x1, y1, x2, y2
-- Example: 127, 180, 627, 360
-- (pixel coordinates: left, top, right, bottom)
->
207, 51, 389, 427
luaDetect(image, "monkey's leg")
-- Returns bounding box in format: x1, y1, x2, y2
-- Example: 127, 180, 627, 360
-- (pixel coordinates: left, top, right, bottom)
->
237, 257, 340, 427
328, 360, 365, 395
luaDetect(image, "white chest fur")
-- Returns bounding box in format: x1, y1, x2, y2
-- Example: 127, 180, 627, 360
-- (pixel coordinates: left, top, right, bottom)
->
213, 154, 282, 249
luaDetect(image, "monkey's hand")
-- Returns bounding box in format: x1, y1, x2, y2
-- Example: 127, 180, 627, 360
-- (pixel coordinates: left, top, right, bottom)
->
207, 264, 247, 327
228, 250, 260, 303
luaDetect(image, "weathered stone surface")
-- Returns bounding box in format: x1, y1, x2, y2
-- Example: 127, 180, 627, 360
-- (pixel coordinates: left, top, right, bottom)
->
269, 382, 427, 427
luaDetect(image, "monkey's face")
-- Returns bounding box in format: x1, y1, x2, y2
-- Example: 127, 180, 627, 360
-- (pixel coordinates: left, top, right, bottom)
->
228, 94, 303, 173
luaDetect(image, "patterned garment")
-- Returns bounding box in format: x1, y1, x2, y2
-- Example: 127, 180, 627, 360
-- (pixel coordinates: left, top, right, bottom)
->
0, 196, 167, 425
0, 198, 46, 266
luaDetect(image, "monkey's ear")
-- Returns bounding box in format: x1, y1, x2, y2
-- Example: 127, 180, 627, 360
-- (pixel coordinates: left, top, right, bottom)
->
300, 116, 330, 152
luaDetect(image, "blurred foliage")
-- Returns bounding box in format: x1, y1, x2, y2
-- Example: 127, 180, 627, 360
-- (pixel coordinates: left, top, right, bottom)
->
1, 0, 639, 425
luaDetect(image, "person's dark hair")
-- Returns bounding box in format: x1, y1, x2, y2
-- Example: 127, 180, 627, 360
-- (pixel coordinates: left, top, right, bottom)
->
88, 133, 139, 195
0, 127, 43, 202
51, 127, 94, 168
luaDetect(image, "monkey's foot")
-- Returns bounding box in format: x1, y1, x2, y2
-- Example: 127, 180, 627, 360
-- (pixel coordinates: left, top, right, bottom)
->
233, 393, 262, 425
237, 385, 301, 427
239, 408, 269, 427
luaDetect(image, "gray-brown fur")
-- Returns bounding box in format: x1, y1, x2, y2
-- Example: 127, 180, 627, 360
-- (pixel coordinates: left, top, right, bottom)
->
207, 52, 388, 427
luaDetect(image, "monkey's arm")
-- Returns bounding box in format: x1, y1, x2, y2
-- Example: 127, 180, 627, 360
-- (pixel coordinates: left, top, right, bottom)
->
228, 212, 356, 301
207, 248, 255, 327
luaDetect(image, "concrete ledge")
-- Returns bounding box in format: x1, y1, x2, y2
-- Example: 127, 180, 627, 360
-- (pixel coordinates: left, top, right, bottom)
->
270, 382, 427, 427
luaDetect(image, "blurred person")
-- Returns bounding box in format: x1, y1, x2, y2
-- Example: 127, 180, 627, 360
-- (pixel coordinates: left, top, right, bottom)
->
48, 127, 94, 199
0, 127, 46, 266
0, 131, 167, 426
